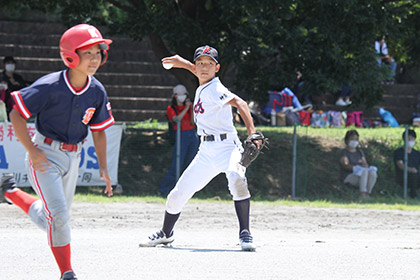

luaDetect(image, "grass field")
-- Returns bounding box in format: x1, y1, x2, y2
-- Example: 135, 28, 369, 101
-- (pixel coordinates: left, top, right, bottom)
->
78, 122, 420, 210
117, 122, 413, 201
73, 192, 420, 211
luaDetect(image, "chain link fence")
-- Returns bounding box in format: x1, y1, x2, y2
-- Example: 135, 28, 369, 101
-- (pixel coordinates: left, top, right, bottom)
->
117, 122, 412, 201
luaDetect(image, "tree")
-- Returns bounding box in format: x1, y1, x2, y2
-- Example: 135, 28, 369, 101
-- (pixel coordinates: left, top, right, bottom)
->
1, 0, 419, 107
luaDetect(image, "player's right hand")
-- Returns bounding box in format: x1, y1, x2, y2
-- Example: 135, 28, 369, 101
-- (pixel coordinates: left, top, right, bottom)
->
161, 55, 183, 67
161, 55, 195, 74
28, 147, 52, 173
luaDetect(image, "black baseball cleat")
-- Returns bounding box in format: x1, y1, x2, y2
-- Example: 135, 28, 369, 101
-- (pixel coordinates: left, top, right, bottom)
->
0, 173, 16, 204
61, 271, 78, 280
239, 229, 256, 251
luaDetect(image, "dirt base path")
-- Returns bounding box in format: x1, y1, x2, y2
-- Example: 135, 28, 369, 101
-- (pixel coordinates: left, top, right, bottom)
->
1, 201, 420, 279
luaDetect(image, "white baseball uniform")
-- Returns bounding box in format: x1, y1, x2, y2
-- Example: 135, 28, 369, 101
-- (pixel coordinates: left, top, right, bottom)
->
166, 77, 250, 214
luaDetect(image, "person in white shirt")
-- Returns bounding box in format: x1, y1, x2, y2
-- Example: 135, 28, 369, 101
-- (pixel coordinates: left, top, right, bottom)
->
375, 38, 397, 83
340, 130, 378, 199
139, 45, 260, 251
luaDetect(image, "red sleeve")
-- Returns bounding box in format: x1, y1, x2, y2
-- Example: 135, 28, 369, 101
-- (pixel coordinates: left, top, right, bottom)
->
167, 105, 176, 121
12, 91, 31, 119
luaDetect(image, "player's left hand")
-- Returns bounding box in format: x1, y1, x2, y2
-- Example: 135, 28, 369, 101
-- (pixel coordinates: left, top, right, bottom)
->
253, 138, 263, 149
240, 131, 268, 168
100, 168, 113, 197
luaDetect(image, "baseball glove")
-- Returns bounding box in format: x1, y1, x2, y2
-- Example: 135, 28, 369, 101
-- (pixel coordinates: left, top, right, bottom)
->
240, 131, 268, 168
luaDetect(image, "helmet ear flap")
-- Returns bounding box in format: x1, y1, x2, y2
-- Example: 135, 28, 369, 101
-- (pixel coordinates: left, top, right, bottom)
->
100, 50, 109, 66
60, 50, 79, 68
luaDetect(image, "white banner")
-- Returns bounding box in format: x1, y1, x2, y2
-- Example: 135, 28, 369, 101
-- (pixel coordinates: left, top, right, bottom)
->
0, 122, 123, 187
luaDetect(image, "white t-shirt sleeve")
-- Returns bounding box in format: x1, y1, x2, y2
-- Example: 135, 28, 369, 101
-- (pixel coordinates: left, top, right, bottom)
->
375, 41, 380, 54
381, 42, 389, 55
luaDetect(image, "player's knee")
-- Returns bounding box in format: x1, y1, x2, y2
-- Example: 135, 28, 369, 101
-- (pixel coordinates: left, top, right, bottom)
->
52, 209, 70, 228
166, 188, 191, 214
28, 200, 48, 231
228, 173, 250, 200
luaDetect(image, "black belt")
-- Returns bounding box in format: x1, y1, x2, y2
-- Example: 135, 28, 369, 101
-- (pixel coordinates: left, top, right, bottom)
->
203, 134, 227, 142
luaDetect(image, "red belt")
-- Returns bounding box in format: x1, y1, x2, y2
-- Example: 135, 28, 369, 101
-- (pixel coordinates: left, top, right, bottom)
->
44, 137, 78, 152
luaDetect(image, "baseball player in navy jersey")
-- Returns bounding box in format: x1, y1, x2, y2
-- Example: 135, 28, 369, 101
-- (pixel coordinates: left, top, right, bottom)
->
0, 24, 114, 280
139, 45, 261, 251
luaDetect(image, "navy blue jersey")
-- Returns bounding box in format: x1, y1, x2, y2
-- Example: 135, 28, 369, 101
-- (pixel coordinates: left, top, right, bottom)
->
12, 70, 114, 144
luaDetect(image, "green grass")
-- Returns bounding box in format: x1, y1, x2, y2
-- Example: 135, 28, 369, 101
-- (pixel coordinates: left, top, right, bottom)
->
124, 120, 168, 130
74, 193, 166, 203
73, 192, 420, 211
111, 123, 420, 207
18, 122, 420, 211
277, 199, 420, 211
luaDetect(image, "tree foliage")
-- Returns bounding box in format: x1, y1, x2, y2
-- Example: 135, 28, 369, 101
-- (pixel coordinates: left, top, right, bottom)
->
1, 0, 419, 106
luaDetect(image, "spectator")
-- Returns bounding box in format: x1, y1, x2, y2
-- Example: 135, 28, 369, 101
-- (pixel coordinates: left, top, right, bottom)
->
293, 71, 312, 106
340, 129, 378, 199
335, 85, 353, 106
375, 38, 397, 83
1, 56, 27, 114
159, 84, 199, 196
394, 129, 420, 198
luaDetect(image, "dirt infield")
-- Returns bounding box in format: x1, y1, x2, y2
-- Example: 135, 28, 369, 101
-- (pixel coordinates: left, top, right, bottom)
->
1, 200, 420, 280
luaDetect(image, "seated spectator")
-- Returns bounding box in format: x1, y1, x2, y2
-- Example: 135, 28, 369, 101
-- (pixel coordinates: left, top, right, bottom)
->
335, 85, 353, 106
340, 129, 378, 199
159, 84, 199, 196
293, 71, 312, 106
375, 38, 397, 83
394, 129, 420, 198
1, 56, 28, 114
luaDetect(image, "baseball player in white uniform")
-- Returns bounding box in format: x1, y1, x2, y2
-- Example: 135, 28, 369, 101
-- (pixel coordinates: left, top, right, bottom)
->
139, 45, 261, 251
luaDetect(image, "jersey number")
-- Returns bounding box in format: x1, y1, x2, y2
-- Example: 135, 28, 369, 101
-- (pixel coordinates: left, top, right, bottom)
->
82, 108, 96, 125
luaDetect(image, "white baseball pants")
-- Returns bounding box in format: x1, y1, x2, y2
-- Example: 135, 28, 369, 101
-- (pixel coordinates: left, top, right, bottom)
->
166, 135, 250, 214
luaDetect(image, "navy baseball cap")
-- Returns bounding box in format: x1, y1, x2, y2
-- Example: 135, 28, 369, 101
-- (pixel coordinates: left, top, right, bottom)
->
193, 45, 219, 64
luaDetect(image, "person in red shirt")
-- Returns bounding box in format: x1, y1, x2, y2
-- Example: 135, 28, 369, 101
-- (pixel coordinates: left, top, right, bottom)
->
159, 84, 199, 195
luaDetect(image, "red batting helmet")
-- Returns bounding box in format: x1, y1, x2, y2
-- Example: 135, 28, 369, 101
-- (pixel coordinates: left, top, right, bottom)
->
59, 24, 112, 68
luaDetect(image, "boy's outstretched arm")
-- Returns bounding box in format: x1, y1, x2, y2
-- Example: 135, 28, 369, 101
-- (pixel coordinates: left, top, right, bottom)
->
162, 55, 197, 77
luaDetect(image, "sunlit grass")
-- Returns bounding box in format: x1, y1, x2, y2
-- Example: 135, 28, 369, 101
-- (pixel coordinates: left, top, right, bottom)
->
88, 123, 418, 208
124, 121, 409, 148
269, 198, 420, 211
74, 193, 166, 203
123, 120, 168, 130
240, 126, 408, 147
73, 193, 420, 211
